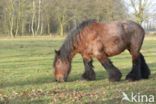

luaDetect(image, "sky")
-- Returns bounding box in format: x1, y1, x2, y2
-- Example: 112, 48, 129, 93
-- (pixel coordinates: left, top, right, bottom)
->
124, 0, 156, 20
124, 0, 156, 29
124, 0, 156, 12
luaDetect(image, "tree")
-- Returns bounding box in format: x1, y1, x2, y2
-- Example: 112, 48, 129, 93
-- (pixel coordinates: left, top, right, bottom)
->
6, 0, 15, 37
128, 0, 154, 25
31, 0, 36, 36
0, 0, 127, 37
36, 0, 41, 35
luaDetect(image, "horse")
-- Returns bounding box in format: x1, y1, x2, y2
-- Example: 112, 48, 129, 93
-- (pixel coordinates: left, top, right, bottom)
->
53, 19, 150, 82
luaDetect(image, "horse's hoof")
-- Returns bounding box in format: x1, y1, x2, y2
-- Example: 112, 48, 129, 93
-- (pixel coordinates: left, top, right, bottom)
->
109, 78, 120, 82
81, 72, 96, 81
109, 77, 121, 82
125, 74, 141, 81
80, 77, 93, 81
109, 71, 122, 82
81, 76, 96, 81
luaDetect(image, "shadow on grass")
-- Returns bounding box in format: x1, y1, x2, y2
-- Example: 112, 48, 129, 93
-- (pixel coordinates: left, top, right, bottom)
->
67, 70, 108, 82
1, 62, 155, 89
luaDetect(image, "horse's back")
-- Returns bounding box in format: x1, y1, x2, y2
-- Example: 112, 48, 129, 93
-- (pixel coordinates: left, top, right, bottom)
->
75, 20, 145, 58
93, 20, 145, 57
96, 21, 129, 56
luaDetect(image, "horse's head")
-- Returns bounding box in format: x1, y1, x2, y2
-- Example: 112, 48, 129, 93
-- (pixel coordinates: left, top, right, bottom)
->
53, 50, 71, 82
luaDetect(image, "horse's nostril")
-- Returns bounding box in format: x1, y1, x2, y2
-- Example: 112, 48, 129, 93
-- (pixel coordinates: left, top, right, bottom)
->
55, 76, 65, 82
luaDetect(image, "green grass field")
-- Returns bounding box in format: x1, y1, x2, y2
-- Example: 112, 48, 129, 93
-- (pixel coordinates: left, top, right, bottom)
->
0, 37, 156, 104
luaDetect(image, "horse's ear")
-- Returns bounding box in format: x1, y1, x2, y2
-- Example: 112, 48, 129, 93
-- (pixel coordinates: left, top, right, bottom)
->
54, 49, 60, 54
54, 49, 58, 53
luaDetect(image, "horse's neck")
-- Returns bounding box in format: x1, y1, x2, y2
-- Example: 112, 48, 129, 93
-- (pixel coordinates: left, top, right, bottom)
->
60, 47, 75, 62
60, 36, 78, 61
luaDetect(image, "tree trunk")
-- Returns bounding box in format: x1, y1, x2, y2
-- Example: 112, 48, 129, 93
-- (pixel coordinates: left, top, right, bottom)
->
10, 16, 14, 38
58, 15, 64, 36
36, 0, 41, 35
60, 22, 64, 36
15, 1, 20, 36
31, 0, 35, 37
15, 14, 19, 36
9, 0, 14, 38
40, 21, 43, 35
47, 23, 50, 36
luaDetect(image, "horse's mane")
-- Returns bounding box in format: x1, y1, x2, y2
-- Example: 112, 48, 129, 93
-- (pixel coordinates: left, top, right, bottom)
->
59, 19, 96, 60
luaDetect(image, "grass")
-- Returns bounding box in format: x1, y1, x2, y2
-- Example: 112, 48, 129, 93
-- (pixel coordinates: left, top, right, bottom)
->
0, 36, 156, 104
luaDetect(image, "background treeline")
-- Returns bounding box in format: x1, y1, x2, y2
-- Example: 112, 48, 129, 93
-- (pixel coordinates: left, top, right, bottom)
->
0, 0, 128, 37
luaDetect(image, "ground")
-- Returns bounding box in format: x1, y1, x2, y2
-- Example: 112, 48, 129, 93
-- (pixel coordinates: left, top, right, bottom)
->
0, 36, 156, 104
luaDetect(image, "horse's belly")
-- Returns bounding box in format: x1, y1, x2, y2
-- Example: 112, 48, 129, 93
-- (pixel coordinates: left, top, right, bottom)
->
103, 36, 127, 56
104, 43, 126, 57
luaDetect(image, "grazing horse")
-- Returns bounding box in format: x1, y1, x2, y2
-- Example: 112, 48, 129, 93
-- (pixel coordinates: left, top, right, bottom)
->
53, 19, 150, 82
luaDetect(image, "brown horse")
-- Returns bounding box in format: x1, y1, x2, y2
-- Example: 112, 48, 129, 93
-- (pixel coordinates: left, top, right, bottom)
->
53, 19, 150, 82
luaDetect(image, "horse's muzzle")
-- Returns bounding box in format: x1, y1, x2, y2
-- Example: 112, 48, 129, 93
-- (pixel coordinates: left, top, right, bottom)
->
55, 75, 67, 82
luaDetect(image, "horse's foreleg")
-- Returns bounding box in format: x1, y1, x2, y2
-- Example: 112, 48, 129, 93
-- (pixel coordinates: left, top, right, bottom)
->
81, 58, 96, 80
98, 57, 122, 81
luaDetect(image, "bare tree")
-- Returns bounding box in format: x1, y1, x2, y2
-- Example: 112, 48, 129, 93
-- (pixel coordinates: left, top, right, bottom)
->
36, 0, 41, 35
0, 0, 127, 37
15, 0, 20, 36
31, 0, 36, 36
129, 0, 154, 24
6, 0, 15, 37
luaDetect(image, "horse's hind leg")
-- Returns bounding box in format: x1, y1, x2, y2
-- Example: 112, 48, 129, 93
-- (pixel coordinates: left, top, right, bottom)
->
126, 53, 142, 81
81, 58, 96, 80
139, 53, 150, 79
126, 52, 150, 81
98, 58, 122, 81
